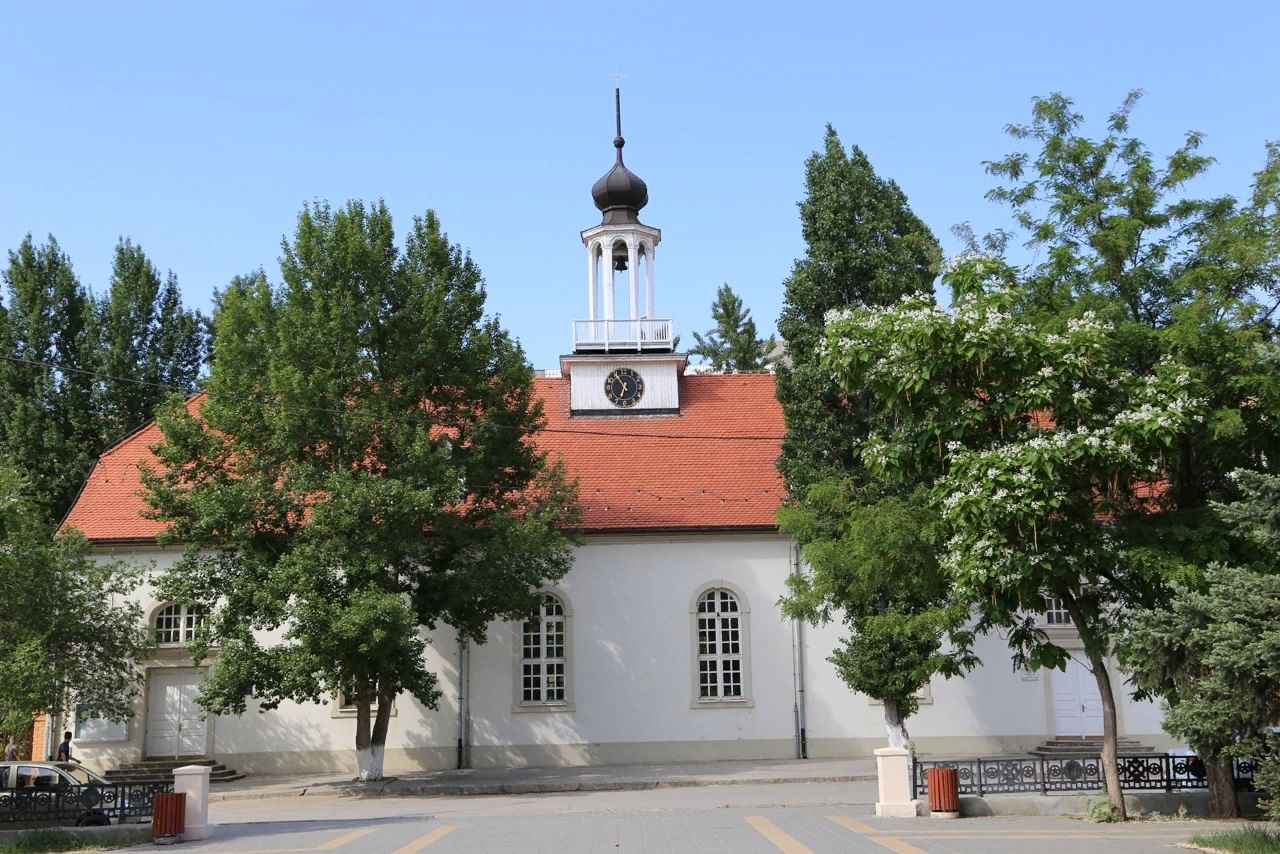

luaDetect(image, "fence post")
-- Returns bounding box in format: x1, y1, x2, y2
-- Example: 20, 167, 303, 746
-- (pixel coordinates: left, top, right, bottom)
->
874, 747, 919, 817
172, 765, 212, 841
1040, 756, 1047, 796
976, 758, 984, 797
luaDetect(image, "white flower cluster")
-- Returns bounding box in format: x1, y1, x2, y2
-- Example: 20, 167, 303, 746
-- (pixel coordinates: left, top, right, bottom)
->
941, 250, 999, 274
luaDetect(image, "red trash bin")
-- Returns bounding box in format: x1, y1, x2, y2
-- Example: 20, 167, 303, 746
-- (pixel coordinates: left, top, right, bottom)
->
152, 792, 186, 839
926, 767, 961, 817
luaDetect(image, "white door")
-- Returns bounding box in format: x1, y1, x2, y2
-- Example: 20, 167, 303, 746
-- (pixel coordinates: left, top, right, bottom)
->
145, 669, 207, 758
1053, 657, 1104, 736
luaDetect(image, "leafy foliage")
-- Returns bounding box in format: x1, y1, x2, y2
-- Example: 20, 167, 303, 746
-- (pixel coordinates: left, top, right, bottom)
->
0, 465, 147, 738
822, 254, 1206, 814
775, 126, 940, 496
1119, 565, 1280, 821
142, 201, 579, 778
690, 284, 771, 372
0, 236, 99, 521
775, 129, 957, 746
94, 239, 208, 442
779, 487, 975, 740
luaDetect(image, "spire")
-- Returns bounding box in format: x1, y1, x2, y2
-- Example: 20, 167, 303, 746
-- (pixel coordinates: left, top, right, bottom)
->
614, 87, 625, 163
592, 87, 648, 224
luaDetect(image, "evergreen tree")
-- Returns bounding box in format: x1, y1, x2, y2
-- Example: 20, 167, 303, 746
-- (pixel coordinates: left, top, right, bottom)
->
95, 239, 208, 442
775, 126, 940, 495
690, 284, 769, 372
0, 235, 100, 522
143, 201, 579, 781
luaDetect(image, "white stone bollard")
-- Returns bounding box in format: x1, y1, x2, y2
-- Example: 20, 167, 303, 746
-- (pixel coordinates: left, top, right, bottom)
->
172, 764, 213, 841
874, 747, 920, 818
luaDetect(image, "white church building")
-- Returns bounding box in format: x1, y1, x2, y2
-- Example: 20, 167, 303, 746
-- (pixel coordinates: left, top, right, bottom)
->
58, 96, 1172, 776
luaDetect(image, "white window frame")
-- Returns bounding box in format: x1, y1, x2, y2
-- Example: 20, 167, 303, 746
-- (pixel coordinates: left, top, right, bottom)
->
513, 591, 574, 713
1043, 597, 1073, 626
868, 682, 933, 707
329, 690, 397, 719
72, 705, 128, 743
689, 583, 752, 708
152, 603, 205, 647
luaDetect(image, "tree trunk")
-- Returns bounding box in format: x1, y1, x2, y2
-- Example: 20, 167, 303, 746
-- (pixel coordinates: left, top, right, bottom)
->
1084, 650, 1127, 821
883, 699, 910, 751
1205, 756, 1239, 819
354, 694, 376, 782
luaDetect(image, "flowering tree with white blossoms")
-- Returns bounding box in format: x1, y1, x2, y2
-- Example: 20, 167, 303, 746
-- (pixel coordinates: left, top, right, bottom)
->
821, 254, 1205, 818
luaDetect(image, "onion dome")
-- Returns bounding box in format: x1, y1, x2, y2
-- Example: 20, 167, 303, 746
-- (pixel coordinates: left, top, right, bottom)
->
591, 89, 648, 225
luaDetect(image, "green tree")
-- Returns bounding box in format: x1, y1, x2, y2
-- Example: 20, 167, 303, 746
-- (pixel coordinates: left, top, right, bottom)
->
0, 235, 100, 522
980, 92, 1280, 816
779, 487, 975, 748
96, 239, 208, 442
1119, 562, 1280, 820
774, 129, 954, 749
0, 464, 148, 740
775, 126, 940, 496
984, 92, 1280, 578
822, 256, 1206, 818
690, 284, 770, 372
143, 201, 579, 780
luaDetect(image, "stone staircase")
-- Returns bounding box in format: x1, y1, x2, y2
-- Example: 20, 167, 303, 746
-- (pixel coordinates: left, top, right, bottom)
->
1029, 737, 1156, 757
103, 757, 244, 783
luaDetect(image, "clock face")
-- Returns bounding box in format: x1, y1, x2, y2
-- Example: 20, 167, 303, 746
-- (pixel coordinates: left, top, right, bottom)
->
605, 367, 645, 408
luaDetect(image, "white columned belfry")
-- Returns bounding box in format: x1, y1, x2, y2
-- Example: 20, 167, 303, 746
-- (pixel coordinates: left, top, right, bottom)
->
574, 87, 665, 354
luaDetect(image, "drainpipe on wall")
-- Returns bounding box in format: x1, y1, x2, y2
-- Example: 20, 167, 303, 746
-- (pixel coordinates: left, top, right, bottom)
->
790, 543, 808, 759
456, 635, 472, 769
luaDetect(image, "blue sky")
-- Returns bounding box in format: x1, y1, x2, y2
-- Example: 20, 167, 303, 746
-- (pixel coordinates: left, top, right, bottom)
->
4, 2, 1279, 370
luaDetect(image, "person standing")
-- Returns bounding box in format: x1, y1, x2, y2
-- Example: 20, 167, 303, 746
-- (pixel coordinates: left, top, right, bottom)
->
55, 731, 79, 764
3, 736, 17, 761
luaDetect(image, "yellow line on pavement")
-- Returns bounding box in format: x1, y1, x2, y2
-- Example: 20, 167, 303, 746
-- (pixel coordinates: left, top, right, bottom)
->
745, 816, 814, 854
315, 828, 377, 850
827, 815, 877, 834
388, 825, 458, 853
866, 837, 928, 854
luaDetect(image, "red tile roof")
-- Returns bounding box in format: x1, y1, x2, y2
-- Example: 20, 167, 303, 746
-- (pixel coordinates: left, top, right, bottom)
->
61, 374, 786, 543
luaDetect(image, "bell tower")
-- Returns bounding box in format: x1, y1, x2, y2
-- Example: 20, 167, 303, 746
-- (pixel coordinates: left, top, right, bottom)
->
561, 89, 686, 416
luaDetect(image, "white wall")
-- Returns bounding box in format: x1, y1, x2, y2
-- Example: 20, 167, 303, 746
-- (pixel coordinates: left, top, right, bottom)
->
75, 534, 1172, 773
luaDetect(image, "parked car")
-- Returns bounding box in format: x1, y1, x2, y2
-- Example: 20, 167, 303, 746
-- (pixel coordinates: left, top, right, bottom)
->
0, 761, 114, 825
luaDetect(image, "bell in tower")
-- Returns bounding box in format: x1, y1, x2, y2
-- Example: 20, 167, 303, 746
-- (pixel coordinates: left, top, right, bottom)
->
575, 88, 667, 355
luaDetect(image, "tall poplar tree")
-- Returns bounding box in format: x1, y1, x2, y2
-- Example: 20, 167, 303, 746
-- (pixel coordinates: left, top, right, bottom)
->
775, 126, 940, 495
774, 130, 968, 750
96, 239, 208, 442
143, 201, 579, 781
0, 235, 99, 522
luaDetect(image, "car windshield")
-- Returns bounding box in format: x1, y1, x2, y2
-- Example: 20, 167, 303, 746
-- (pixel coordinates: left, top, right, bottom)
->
61, 765, 106, 784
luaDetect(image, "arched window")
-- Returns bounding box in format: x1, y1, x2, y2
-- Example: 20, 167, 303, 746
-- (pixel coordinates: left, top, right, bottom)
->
518, 594, 569, 707
153, 603, 205, 646
694, 588, 748, 702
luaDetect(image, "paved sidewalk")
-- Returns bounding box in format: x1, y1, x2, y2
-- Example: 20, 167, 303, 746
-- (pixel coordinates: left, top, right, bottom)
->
208, 757, 877, 801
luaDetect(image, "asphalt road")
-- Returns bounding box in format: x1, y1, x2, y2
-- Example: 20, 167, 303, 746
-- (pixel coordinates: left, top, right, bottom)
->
120, 782, 1245, 853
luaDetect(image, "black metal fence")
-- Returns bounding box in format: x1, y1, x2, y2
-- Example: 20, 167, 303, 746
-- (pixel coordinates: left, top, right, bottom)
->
912, 754, 1258, 799
0, 780, 173, 825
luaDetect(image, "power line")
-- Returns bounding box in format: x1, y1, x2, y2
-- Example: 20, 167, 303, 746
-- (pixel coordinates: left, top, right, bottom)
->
0, 353, 788, 443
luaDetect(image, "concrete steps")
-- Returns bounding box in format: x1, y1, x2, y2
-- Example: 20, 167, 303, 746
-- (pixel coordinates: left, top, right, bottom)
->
104, 757, 244, 783
1028, 738, 1156, 757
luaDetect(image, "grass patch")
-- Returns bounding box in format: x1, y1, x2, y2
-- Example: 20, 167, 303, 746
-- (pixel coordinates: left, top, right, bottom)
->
1188, 827, 1280, 853
0, 828, 130, 854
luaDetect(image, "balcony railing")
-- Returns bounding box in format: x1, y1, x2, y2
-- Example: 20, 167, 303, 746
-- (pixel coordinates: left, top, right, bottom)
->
572, 318, 674, 353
